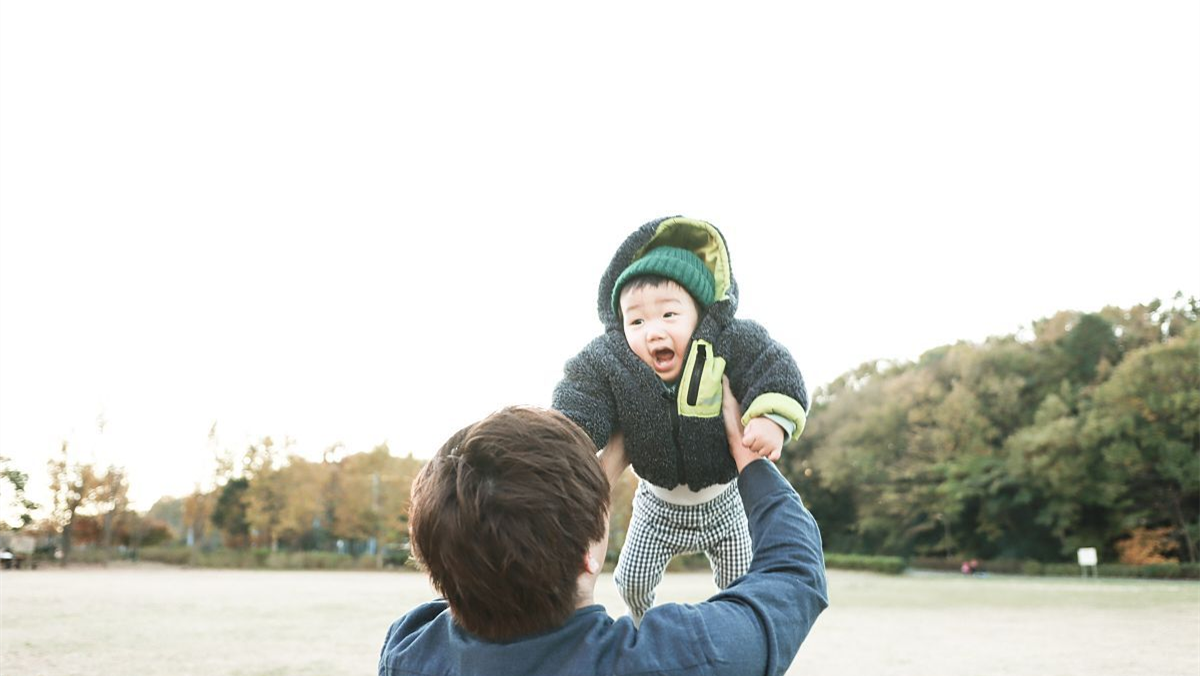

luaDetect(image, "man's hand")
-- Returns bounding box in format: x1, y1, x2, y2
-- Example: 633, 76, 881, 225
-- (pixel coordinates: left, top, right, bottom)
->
721, 377, 760, 473
743, 417, 784, 462
597, 431, 630, 487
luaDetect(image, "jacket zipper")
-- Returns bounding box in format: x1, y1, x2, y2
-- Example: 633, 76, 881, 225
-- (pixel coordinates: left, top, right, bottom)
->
686, 344, 707, 407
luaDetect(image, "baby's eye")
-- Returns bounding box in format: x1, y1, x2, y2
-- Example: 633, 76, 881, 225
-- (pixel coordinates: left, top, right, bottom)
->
628, 318, 644, 327
663, 312, 677, 319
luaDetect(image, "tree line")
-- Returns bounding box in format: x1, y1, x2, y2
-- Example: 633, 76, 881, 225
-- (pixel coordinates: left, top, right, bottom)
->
3, 431, 422, 566
0, 443, 157, 565
5, 295, 1196, 568
777, 295, 1199, 565
160, 437, 423, 561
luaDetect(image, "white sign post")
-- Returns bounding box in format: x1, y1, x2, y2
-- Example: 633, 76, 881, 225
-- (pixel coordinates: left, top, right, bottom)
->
1077, 547, 1098, 579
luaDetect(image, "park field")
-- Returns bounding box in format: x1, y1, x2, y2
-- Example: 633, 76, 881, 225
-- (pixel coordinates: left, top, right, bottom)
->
1, 563, 1197, 676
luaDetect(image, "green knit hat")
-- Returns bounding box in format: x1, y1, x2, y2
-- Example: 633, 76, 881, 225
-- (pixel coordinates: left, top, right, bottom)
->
611, 246, 716, 315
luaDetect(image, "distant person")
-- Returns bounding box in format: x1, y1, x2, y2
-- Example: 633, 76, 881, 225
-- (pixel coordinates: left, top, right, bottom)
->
552, 216, 809, 621
378, 395, 827, 676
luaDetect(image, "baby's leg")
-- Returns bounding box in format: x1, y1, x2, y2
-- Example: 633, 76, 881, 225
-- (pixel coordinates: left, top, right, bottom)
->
703, 491, 752, 589
614, 487, 679, 623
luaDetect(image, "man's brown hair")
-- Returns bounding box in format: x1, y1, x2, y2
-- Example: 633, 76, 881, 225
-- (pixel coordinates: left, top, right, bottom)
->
408, 406, 610, 641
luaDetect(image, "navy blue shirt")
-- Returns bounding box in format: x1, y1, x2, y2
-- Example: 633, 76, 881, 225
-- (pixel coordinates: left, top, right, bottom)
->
379, 460, 828, 676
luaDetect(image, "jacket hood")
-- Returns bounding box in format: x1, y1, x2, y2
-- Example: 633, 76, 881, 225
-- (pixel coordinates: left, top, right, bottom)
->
598, 216, 739, 331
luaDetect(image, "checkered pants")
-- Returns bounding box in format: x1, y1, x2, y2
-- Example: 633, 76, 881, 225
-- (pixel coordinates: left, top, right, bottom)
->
614, 481, 751, 621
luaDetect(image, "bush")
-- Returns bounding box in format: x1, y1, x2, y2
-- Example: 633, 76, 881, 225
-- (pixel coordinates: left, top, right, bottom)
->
909, 557, 961, 573
382, 546, 409, 568
138, 547, 196, 566
824, 553, 907, 575
1095, 562, 1200, 579
59, 548, 138, 565
1041, 563, 1078, 577
135, 546, 394, 571
907, 556, 1200, 579
266, 551, 379, 570
62, 549, 110, 564
977, 559, 1025, 575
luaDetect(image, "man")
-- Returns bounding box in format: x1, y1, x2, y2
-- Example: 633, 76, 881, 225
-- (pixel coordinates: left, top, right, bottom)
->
379, 381, 828, 676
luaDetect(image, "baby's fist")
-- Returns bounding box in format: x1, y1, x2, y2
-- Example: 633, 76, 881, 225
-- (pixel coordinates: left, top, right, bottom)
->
742, 417, 784, 462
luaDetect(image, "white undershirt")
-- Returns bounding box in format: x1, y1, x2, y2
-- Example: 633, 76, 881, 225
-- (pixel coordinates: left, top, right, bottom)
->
644, 478, 735, 505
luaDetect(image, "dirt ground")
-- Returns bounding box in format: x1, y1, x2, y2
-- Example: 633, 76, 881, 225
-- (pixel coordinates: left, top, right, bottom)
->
1, 564, 1197, 676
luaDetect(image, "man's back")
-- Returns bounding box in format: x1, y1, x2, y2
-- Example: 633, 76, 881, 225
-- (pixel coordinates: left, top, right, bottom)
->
379, 459, 828, 676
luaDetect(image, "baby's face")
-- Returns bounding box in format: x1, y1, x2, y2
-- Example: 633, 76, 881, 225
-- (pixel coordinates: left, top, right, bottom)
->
619, 280, 699, 382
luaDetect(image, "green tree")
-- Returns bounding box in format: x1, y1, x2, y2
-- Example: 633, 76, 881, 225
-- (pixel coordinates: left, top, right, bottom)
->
1059, 313, 1119, 385
1084, 324, 1200, 561
783, 296, 1197, 563
210, 478, 250, 547
1002, 393, 1114, 559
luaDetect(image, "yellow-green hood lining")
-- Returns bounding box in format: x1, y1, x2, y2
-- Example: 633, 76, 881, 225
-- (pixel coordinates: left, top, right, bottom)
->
631, 217, 732, 304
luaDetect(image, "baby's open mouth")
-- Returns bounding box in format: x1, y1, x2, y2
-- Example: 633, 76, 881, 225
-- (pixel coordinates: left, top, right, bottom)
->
652, 348, 676, 369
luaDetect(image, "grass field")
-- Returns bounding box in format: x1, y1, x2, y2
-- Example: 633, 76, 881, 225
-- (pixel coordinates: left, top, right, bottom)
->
2, 564, 1197, 676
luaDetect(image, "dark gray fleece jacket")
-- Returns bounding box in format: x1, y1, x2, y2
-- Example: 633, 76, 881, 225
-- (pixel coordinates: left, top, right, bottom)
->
552, 217, 808, 491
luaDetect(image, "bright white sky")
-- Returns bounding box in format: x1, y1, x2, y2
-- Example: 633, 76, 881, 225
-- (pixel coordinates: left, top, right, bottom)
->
1, 1, 1197, 513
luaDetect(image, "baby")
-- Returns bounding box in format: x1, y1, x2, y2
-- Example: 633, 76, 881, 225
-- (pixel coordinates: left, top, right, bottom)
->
553, 216, 808, 622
